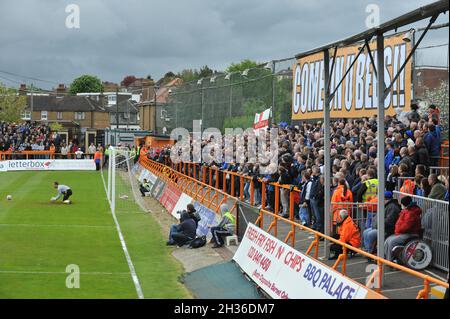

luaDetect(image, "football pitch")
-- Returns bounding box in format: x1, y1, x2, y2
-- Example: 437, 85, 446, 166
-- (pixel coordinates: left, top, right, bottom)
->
0, 170, 190, 298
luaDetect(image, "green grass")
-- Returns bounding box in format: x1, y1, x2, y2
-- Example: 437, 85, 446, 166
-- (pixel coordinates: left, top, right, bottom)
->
0, 171, 190, 299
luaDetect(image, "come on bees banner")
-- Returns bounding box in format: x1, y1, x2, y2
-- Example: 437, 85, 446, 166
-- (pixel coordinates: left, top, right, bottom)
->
292, 33, 412, 120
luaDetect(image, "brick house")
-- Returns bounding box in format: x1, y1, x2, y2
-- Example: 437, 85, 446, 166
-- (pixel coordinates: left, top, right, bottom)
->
138, 77, 182, 134
21, 88, 109, 147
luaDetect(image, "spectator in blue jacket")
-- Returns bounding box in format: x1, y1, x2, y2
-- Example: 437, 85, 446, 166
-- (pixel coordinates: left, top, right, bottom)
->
423, 123, 440, 166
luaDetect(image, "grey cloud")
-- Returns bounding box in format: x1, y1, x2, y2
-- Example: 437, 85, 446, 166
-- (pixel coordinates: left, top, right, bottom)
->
0, 0, 446, 89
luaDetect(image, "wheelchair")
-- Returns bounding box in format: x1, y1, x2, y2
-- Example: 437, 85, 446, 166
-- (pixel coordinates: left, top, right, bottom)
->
392, 233, 432, 271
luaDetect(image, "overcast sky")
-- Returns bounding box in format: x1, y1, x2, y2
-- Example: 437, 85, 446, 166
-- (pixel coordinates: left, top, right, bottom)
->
0, 0, 448, 89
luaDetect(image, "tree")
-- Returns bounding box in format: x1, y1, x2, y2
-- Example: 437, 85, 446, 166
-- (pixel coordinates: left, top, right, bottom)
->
69, 75, 103, 94
226, 59, 259, 73
121, 75, 137, 87
177, 69, 199, 83
0, 83, 27, 123
198, 65, 214, 78
158, 71, 177, 86
49, 122, 63, 132
422, 80, 449, 140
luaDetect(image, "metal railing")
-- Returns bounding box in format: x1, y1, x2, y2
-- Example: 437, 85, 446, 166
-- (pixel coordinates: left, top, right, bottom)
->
393, 191, 449, 272
330, 202, 376, 235
140, 156, 449, 299
163, 159, 303, 210
396, 176, 415, 191
430, 166, 449, 177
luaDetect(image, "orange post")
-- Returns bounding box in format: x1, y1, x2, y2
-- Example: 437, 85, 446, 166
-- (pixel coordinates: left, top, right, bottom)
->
261, 182, 266, 210
222, 171, 227, 193
215, 168, 220, 189
250, 180, 255, 206
231, 174, 235, 197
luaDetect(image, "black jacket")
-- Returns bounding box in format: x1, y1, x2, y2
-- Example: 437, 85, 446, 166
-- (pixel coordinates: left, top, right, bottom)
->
178, 213, 197, 239
372, 199, 401, 237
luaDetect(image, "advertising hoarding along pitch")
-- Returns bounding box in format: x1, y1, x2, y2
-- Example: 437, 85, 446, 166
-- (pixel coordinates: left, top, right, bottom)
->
292, 33, 412, 120
160, 183, 182, 214
233, 223, 384, 299
1, 159, 96, 171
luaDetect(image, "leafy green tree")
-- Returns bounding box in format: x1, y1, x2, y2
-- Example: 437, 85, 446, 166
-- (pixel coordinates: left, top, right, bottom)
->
49, 122, 63, 132
198, 65, 214, 78
69, 75, 103, 94
158, 71, 177, 85
177, 69, 199, 83
226, 59, 259, 73
0, 83, 27, 123
422, 80, 449, 140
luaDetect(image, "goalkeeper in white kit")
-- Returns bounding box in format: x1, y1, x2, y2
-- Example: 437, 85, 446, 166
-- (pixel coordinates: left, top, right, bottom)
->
51, 181, 73, 204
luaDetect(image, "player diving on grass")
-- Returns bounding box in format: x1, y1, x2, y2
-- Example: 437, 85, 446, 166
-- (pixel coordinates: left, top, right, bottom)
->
51, 181, 73, 204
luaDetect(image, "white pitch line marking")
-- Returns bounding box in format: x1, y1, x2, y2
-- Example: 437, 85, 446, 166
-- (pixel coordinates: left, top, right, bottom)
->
0, 270, 130, 276
101, 159, 144, 299
0, 223, 114, 229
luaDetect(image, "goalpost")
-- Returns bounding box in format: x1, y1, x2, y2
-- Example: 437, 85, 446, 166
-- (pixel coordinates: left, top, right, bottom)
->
102, 146, 147, 215
100, 146, 145, 299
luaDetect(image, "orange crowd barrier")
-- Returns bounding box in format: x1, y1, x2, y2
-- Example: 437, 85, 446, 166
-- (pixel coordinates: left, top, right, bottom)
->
140, 155, 449, 299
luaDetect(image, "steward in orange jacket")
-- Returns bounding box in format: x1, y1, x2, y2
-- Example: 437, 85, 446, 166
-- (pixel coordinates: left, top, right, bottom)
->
331, 180, 354, 233
94, 150, 102, 171
329, 210, 361, 260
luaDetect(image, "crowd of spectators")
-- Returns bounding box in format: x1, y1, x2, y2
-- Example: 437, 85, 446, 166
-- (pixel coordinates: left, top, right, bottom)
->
0, 121, 101, 159
1, 121, 53, 153
146, 103, 448, 258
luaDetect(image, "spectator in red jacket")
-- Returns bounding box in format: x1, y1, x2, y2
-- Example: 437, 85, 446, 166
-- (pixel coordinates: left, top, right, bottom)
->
384, 196, 422, 261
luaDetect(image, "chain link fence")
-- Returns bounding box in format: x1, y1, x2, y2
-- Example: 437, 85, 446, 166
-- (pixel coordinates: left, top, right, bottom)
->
413, 24, 449, 140
160, 59, 295, 133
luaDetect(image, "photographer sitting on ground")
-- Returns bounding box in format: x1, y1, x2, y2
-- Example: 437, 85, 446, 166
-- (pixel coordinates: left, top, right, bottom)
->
139, 179, 151, 197
185, 203, 201, 228
166, 212, 196, 247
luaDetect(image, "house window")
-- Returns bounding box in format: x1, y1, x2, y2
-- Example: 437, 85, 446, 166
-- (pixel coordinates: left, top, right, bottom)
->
21, 111, 31, 120
108, 95, 117, 105
74, 112, 85, 120
41, 111, 48, 121
57, 112, 63, 120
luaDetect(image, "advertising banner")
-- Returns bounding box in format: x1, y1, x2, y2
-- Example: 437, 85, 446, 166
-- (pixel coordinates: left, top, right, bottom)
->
151, 179, 166, 201
292, 33, 412, 120
138, 168, 157, 185
159, 183, 182, 214
193, 201, 221, 237
171, 193, 194, 218
233, 223, 383, 299
0, 161, 7, 172
1, 159, 96, 171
